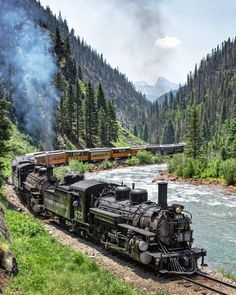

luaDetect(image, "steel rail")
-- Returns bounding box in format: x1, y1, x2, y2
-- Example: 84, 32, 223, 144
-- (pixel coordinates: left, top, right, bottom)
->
180, 273, 236, 295
196, 271, 236, 290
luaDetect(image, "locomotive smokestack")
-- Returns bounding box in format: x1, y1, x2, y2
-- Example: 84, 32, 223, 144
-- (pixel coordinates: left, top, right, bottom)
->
47, 166, 53, 181
158, 182, 168, 208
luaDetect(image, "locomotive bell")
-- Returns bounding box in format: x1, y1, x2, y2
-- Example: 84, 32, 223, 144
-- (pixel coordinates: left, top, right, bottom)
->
158, 182, 168, 208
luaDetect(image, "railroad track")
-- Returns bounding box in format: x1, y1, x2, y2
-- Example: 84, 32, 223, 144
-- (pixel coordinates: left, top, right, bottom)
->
180, 271, 236, 295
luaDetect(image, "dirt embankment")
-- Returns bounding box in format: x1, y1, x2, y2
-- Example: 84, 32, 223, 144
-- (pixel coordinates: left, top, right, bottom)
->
3, 184, 236, 295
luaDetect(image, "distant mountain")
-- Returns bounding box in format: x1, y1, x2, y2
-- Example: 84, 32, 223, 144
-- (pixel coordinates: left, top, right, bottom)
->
135, 77, 178, 102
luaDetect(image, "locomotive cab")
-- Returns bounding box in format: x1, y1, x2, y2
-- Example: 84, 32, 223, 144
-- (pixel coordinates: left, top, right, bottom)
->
70, 179, 107, 223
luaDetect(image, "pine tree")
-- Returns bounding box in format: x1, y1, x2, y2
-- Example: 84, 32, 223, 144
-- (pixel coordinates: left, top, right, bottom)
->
143, 124, 148, 142
75, 80, 82, 139
133, 125, 138, 137
226, 118, 236, 158
185, 105, 203, 159
162, 119, 175, 144
98, 109, 109, 146
67, 83, 75, 133
85, 83, 97, 147
54, 27, 64, 62
96, 83, 107, 112
64, 37, 77, 84
0, 90, 11, 186
78, 65, 83, 81
107, 100, 118, 142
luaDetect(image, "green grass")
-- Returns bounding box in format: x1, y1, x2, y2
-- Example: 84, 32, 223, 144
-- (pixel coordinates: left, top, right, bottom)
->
0, 197, 150, 295
112, 125, 144, 147
218, 268, 236, 281
1, 123, 36, 179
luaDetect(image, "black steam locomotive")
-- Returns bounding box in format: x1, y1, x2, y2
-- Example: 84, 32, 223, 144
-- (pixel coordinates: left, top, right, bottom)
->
12, 155, 206, 274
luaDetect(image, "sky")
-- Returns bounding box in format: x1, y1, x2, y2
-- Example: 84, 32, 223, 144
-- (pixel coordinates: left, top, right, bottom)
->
40, 0, 236, 85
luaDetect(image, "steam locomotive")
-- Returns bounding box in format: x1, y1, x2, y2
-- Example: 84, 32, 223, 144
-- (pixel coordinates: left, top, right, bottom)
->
12, 153, 206, 274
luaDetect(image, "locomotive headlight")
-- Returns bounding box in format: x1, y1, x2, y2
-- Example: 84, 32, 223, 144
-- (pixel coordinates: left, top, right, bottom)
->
175, 206, 182, 214
138, 241, 149, 252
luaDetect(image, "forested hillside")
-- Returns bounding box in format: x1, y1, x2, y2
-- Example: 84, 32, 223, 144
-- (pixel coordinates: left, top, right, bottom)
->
13, 0, 149, 127
0, 0, 149, 150
145, 37, 236, 154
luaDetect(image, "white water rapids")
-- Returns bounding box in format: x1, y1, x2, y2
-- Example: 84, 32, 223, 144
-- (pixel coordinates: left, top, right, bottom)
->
86, 164, 236, 275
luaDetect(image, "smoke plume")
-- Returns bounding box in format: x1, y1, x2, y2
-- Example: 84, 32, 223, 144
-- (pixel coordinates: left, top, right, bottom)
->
58, 0, 167, 84
0, 2, 59, 150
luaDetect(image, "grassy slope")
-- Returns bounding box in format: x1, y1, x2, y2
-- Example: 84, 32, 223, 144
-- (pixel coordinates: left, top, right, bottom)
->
0, 196, 145, 295
2, 123, 36, 178
62, 124, 144, 149
112, 125, 144, 147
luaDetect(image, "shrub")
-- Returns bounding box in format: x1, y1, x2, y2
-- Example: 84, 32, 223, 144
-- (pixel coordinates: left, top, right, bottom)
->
167, 154, 184, 175
152, 154, 164, 163
125, 157, 140, 166
99, 160, 115, 170
168, 155, 208, 179
54, 161, 93, 182
69, 160, 93, 173
53, 166, 72, 182
0, 176, 4, 188
182, 158, 195, 178
191, 158, 207, 178
219, 159, 236, 185
136, 150, 154, 164
201, 158, 222, 178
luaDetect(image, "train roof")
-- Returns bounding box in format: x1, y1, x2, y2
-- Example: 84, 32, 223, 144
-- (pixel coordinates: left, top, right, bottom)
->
89, 148, 111, 152
70, 179, 106, 192
111, 147, 130, 150
12, 155, 35, 166
16, 162, 35, 170
66, 149, 90, 153
130, 146, 145, 149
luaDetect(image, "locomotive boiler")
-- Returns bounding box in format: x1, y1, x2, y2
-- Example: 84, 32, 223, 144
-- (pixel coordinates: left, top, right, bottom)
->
12, 155, 206, 274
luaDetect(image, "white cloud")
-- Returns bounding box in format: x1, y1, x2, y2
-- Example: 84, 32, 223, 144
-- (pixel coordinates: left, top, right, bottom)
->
155, 36, 182, 49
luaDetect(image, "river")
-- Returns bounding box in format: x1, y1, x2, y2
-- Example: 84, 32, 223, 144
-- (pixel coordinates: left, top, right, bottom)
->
86, 164, 236, 275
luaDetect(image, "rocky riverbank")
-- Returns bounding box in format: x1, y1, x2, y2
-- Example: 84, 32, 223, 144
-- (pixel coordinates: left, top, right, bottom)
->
152, 170, 236, 195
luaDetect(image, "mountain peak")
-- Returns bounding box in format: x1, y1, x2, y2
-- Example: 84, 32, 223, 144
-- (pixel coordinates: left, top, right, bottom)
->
135, 77, 178, 102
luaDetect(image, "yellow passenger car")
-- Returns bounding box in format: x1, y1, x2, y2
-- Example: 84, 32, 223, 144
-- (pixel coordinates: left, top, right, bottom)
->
111, 147, 131, 159
66, 150, 90, 162
89, 148, 112, 161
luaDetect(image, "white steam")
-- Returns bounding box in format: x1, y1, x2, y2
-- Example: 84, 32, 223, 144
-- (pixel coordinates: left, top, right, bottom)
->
0, 4, 59, 150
